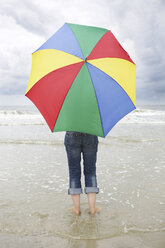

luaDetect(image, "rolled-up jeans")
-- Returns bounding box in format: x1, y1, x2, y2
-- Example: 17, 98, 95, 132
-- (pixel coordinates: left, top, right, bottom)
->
64, 131, 99, 195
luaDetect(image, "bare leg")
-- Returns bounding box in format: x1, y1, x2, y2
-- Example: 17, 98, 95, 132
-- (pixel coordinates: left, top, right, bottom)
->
87, 192, 100, 214
70, 194, 81, 215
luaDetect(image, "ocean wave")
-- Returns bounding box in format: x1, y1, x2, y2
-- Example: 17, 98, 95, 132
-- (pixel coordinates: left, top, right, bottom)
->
0, 123, 45, 126
0, 109, 44, 126
0, 136, 160, 146
0, 107, 165, 125
120, 108, 165, 124
0, 140, 63, 145
0, 110, 38, 115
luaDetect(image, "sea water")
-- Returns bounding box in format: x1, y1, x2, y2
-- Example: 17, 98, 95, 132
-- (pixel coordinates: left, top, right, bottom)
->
0, 104, 165, 248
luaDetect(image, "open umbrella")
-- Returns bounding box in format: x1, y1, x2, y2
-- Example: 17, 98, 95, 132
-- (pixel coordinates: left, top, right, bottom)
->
25, 23, 136, 137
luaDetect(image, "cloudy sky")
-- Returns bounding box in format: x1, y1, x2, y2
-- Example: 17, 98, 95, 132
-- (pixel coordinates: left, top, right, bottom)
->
0, 0, 165, 104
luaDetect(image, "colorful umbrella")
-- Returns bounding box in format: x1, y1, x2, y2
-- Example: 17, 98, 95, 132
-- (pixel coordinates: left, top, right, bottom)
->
25, 23, 136, 137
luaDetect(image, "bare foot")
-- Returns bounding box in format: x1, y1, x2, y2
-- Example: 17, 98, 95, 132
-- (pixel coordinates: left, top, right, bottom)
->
69, 207, 81, 215
89, 207, 100, 215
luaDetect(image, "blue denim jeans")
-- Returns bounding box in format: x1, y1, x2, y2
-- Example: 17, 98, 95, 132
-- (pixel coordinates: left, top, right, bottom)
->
64, 132, 99, 195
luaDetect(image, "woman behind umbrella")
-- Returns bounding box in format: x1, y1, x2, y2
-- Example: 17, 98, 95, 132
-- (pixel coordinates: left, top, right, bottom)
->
64, 131, 100, 215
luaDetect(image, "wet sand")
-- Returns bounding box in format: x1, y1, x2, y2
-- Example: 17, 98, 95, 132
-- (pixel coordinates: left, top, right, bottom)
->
0, 106, 165, 247
0, 231, 165, 248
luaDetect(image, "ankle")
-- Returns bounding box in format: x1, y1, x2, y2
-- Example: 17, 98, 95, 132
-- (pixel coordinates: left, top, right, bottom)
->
89, 207, 96, 215
69, 207, 80, 215
74, 207, 80, 215
89, 207, 100, 215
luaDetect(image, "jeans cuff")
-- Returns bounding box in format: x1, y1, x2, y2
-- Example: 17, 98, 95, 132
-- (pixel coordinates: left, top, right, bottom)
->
68, 188, 83, 195
84, 187, 99, 194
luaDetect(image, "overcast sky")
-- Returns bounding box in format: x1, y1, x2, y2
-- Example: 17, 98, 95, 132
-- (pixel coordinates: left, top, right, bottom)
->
0, 0, 165, 104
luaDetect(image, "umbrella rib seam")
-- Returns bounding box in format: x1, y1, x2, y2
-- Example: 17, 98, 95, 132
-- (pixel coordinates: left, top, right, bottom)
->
86, 30, 109, 60
87, 61, 136, 108
66, 23, 85, 60
86, 63, 105, 137
52, 62, 84, 131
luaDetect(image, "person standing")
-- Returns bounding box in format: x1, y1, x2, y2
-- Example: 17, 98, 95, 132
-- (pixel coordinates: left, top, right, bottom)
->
64, 131, 100, 215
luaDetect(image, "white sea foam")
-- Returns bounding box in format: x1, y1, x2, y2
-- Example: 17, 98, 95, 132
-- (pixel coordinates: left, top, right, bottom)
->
0, 107, 165, 126
0, 109, 44, 126
117, 107, 165, 124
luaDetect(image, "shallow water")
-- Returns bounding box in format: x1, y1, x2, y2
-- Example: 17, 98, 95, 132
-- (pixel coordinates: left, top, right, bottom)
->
0, 105, 165, 247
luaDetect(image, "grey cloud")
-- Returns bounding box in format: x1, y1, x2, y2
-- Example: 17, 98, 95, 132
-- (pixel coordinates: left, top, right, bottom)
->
1, 1, 47, 36
0, 0, 165, 104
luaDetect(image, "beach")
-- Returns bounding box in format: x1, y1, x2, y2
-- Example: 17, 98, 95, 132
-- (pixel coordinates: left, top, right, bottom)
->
0, 104, 165, 247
